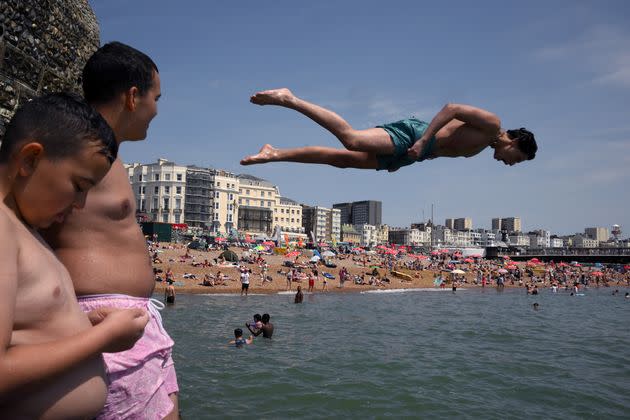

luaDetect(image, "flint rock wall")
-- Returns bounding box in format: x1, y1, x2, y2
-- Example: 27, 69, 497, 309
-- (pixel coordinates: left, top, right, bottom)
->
0, 0, 100, 137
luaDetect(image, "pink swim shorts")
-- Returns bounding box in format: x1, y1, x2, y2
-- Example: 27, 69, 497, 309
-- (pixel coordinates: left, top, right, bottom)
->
78, 294, 179, 420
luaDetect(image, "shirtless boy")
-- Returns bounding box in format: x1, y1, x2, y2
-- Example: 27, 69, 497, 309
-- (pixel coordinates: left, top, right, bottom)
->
241, 88, 537, 171
0, 93, 149, 419
41, 42, 179, 419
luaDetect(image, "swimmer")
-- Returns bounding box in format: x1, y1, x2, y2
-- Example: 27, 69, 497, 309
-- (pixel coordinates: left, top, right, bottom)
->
229, 328, 253, 346
295, 285, 304, 303
532, 303, 540, 311
247, 313, 274, 338
242, 88, 537, 172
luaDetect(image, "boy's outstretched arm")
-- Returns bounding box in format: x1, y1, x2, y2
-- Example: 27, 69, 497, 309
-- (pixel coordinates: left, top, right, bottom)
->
407, 103, 501, 159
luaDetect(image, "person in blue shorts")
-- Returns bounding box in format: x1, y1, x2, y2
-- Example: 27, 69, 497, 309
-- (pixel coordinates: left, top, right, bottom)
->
229, 328, 253, 347
241, 88, 537, 172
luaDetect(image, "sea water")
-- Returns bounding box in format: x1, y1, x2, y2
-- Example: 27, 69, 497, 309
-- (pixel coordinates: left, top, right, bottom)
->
160, 288, 630, 418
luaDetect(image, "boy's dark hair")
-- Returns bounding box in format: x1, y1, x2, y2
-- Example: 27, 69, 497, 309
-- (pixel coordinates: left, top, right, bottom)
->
262, 314, 270, 323
0, 93, 117, 164
83, 41, 158, 105
234, 328, 243, 338
253, 314, 262, 322
507, 128, 537, 160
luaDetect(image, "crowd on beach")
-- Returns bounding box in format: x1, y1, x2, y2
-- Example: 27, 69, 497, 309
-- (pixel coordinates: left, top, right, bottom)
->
149, 238, 630, 297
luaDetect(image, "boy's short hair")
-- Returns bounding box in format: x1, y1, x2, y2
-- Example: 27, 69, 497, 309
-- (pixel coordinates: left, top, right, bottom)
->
262, 314, 270, 323
0, 93, 117, 164
82, 41, 158, 105
253, 314, 262, 322
234, 328, 243, 338
507, 128, 537, 160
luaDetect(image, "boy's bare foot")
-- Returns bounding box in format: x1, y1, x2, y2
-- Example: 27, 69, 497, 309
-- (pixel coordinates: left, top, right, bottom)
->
250, 88, 295, 106
240, 144, 278, 165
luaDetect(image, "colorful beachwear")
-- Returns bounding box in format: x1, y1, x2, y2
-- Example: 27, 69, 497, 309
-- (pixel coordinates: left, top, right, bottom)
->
78, 294, 178, 420
235, 338, 247, 346
375, 118, 437, 171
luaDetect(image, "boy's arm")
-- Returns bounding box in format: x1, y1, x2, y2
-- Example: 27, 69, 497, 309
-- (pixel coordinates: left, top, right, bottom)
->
407, 103, 501, 159
246, 323, 262, 336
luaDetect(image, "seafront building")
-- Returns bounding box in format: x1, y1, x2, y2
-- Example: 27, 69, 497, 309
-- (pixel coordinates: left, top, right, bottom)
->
302, 206, 341, 244
333, 200, 382, 226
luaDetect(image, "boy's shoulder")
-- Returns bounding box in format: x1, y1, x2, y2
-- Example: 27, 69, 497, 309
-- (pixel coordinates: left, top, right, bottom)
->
0, 203, 18, 236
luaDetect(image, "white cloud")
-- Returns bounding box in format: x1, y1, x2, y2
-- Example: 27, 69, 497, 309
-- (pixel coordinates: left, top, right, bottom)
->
533, 23, 630, 89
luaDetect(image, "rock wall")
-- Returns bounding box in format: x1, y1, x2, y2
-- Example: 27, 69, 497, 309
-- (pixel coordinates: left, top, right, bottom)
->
0, 0, 100, 137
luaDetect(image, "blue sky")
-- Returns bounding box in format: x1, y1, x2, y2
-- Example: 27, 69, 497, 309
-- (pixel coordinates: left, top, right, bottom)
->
89, 0, 630, 236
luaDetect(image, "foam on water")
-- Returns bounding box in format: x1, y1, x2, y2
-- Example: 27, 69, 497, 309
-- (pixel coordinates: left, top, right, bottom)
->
361, 287, 466, 294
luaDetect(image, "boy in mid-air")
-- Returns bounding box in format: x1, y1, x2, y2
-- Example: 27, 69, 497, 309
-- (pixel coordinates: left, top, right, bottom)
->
0, 93, 149, 419
241, 88, 537, 171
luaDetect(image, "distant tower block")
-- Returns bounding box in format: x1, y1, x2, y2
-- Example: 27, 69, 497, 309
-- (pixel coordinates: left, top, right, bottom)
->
0, 0, 100, 137
611, 224, 621, 240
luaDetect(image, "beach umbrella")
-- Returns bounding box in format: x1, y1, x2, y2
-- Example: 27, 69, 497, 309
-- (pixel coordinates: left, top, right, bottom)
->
502, 255, 511, 259
214, 237, 226, 242
412, 255, 428, 260
464, 258, 474, 263
430, 250, 440, 255
451, 269, 466, 274
285, 251, 301, 258
262, 241, 275, 246
254, 245, 265, 251
497, 268, 508, 274
591, 271, 604, 276
624, 265, 630, 270
558, 262, 569, 267
506, 265, 518, 270
352, 247, 364, 252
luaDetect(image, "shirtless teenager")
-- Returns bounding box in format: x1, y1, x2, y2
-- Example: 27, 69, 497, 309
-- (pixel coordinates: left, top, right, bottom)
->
0, 93, 149, 419
41, 42, 179, 419
241, 88, 537, 172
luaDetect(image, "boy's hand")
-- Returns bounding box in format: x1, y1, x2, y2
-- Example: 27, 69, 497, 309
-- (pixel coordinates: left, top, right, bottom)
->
86, 307, 118, 326
99, 308, 150, 353
406, 137, 428, 160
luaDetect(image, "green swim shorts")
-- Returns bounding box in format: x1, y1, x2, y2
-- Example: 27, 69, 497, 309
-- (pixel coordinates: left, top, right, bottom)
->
375, 118, 436, 172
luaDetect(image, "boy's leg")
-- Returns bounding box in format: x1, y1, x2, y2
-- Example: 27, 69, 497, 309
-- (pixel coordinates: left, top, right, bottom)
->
241, 144, 379, 169
251, 88, 395, 154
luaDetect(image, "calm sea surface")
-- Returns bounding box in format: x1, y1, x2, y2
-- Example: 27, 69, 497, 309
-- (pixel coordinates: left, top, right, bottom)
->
158, 288, 630, 419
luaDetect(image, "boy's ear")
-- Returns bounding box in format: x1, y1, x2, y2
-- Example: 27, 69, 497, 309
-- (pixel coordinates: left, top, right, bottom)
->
124, 86, 139, 111
16, 142, 45, 177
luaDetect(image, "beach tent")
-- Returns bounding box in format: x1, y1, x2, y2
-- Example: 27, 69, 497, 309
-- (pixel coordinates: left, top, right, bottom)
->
219, 250, 239, 262
451, 269, 466, 274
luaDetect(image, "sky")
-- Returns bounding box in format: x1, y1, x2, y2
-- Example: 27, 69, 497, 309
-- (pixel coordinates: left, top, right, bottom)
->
89, 0, 630, 236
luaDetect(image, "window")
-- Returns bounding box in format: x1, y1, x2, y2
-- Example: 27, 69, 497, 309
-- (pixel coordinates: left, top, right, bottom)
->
291, 209, 295, 214
165, 186, 170, 194
176, 174, 182, 181
154, 186, 159, 194
138, 186, 142, 194
227, 214, 233, 222
215, 203, 219, 210
162, 214, 168, 223
268, 201, 272, 207
228, 193, 233, 201
246, 199, 250, 205
175, 199, 181, 209
246, 189, 250, 195
291, 218, 295, 223
214, 213, 219, 221
154, 174, 159, 181
140, 199, 145, 211
138, 174, 143, 182
215, 191, 220, 199
163, 198, 169, 210
275, 217, 278, 221
165, 174, 171, 181
217, 182, 220, 187
142, 186, 146, 194
260, 191, 264, 197
238, 198, 242, 204
268, 191, 272, 197
152, 198, 158, 210
176, 186, 182, 194
228, 204, 233, 211
175, 214, 181, 223
239, 189, 242, 193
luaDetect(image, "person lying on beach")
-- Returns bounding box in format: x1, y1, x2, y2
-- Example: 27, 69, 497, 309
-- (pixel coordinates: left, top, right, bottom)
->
0, 93, 149, 419
229, 328, 253, 347
241, 88, 537, 172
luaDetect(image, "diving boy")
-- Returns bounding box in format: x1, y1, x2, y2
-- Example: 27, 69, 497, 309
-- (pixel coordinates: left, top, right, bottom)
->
241, 88, 537, 171
0, 93, 149, 419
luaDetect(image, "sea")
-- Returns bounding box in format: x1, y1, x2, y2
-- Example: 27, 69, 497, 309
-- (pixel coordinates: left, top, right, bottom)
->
158, 287, 630, 419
